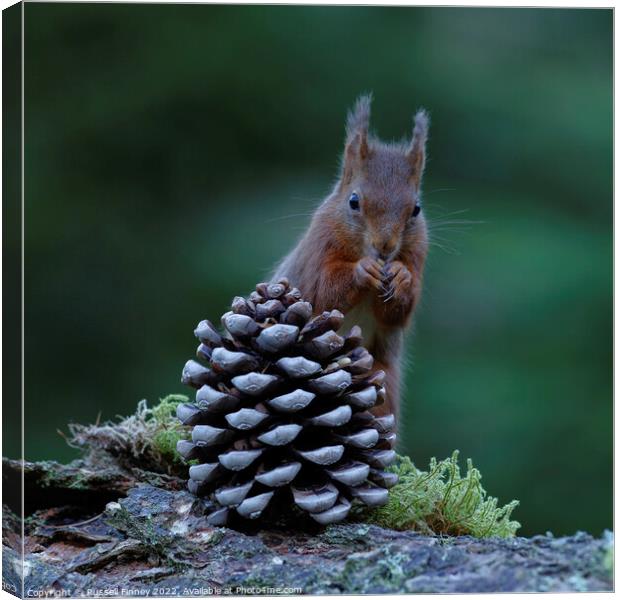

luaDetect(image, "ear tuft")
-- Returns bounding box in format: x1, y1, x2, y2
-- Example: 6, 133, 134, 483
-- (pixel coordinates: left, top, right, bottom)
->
408, 108, 430, 187
341, 94, 373, 183
412, 109, 429, 145
346, 93, 373, 142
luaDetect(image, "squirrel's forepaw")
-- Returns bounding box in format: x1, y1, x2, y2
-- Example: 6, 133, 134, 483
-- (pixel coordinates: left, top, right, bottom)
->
381, 261, 413, 303
355, 257, 384, 292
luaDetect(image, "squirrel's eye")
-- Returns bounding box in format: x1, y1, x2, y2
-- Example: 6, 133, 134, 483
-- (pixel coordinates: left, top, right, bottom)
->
411, 204, 421, 219
349, 192, 360, 211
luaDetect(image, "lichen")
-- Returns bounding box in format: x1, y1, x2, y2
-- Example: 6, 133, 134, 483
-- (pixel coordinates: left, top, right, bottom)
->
336, 545, 413, 593
363, 451, 520, 538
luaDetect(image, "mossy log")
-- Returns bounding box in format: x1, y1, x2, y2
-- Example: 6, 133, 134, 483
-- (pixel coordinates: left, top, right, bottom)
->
2, 456, 612, 595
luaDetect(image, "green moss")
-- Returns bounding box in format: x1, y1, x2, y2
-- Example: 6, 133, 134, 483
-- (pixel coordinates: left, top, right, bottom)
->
152, 394, 188, 424
152, 429, 184, 463
150, 394, 191, 463
67, 394, 192, 475
363, 451, 520, 538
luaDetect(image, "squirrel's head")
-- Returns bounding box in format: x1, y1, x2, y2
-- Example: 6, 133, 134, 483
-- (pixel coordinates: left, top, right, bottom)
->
331, 94, 429, 261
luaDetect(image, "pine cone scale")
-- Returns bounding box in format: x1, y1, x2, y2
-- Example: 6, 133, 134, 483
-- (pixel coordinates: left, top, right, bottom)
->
177, 279, 398, 526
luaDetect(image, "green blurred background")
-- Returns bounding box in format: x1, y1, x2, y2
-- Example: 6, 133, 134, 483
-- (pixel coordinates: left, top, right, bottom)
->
12, 5, 612, 537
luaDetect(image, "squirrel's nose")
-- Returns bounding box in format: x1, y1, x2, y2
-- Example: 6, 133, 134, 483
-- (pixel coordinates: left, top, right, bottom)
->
373, 242, 396, 261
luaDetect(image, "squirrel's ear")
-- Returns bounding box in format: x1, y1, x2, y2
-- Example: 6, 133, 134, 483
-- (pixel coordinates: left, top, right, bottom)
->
342, 94, 372, 184
407, 109, 429, 188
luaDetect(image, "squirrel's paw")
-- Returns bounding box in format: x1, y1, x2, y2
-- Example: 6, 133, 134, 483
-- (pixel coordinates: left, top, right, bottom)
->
355, 257, 384, 292
381, 261, 413, 303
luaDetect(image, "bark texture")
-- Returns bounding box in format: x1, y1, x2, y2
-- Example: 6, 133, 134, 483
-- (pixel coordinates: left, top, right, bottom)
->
2, 457, 613, 596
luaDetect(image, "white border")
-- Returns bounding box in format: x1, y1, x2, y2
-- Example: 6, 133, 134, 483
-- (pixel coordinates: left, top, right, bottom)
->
0, 2, 614, 600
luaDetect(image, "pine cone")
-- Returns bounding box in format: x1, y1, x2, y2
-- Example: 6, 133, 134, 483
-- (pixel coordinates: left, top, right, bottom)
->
177, 279, 398, 527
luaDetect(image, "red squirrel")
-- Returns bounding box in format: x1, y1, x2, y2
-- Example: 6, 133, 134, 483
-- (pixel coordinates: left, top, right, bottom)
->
272, 95, 429, 422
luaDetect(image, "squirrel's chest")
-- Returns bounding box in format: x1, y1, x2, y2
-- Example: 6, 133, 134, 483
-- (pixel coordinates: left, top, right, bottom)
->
341, 294, 379, 348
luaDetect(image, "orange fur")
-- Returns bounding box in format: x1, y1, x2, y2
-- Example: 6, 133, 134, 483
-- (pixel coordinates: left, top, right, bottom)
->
273, 95, 429, 420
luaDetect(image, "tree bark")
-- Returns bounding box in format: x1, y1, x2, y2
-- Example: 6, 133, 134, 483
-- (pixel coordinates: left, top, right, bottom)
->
2, 457, 612, 595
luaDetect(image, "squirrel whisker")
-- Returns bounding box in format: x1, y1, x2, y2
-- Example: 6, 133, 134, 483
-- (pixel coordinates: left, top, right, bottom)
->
263, 211, 318, 224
